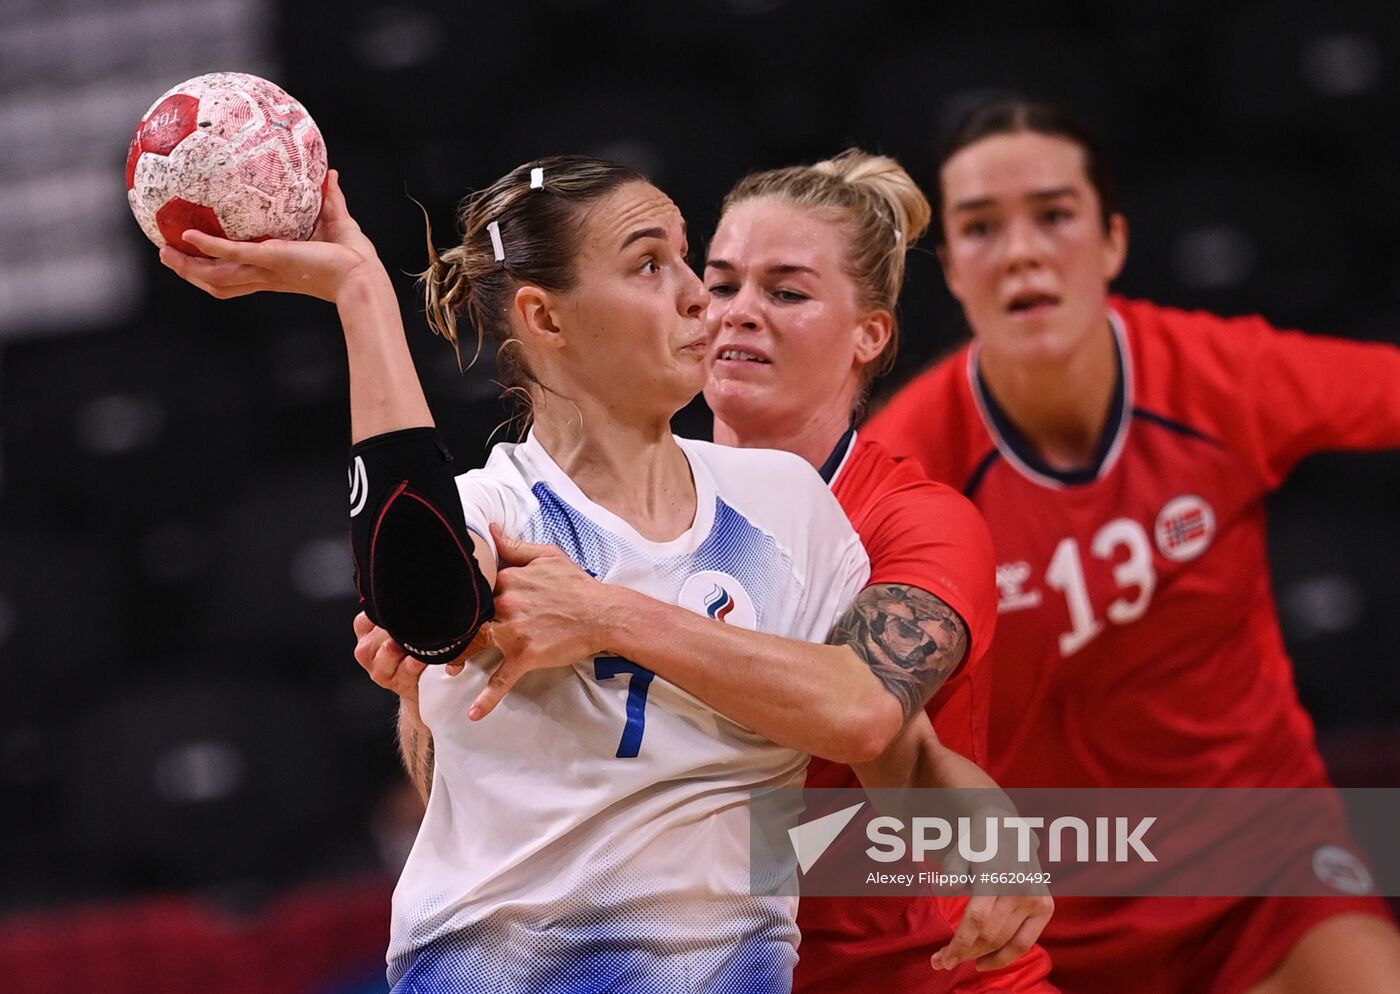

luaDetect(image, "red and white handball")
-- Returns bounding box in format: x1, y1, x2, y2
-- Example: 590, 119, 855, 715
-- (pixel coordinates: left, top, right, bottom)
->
125, 72, 328, 255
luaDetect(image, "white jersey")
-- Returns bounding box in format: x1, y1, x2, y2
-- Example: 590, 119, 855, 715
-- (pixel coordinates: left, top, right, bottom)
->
388, 432, 870, 993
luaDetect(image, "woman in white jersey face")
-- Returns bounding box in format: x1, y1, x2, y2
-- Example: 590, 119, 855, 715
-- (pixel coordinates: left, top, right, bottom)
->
502, 180, 711, 436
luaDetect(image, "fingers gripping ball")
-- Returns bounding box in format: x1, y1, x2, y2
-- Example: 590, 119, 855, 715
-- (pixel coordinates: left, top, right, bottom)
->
126, 72, 328, 256
349, 429, 494, 664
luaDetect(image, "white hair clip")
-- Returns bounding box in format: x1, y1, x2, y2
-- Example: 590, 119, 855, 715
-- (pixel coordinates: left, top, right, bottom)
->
530, 167, 544, 189
894, 227, 904, 242
486, 220, 505, 262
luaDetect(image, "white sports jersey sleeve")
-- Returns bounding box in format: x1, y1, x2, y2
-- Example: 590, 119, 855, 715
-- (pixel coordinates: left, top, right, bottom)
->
387, 432, 869, 994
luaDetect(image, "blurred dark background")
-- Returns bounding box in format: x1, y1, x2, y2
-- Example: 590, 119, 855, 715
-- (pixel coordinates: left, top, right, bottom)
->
2, 0, 1399, 990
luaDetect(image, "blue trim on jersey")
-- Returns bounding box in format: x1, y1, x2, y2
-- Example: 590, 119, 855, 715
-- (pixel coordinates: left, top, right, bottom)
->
816, 426, 856, 484
963, 447, 1003, 499
973, 332, 1127, 486
684, 500, 787, 615
531, 482, 623, 577
1130, 407, 1226, 448
526, 483, 789, 630
464, 523, 489, 543
389, 920, 795, 994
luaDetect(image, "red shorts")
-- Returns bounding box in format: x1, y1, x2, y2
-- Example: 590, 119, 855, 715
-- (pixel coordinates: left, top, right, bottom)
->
1042, 895, 1394, 994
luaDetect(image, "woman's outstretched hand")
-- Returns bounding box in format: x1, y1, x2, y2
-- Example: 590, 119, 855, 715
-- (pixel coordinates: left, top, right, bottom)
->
158, 169, 386, 303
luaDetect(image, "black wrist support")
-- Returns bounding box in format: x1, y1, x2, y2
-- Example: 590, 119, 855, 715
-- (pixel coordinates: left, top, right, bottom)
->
349, 427, 493, 663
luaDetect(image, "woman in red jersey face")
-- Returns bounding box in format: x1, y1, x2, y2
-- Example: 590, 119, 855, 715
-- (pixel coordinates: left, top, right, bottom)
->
938, 130, 1128, 472
940, 131, 1126, 368
865, 98, 1400, 994
703, 195, 889, 467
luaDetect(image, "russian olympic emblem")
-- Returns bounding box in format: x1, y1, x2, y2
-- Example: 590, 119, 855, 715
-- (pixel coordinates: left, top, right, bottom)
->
1154, 495, 1216, 562
705, 585, 736, 622
678, 570, 757, 630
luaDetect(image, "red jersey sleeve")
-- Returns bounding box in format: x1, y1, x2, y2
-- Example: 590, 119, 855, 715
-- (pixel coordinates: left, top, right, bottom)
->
852, 465, 999, 670
1238, 320, 1400, 488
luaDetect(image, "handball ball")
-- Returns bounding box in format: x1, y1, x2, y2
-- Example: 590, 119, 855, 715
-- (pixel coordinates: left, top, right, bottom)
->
125, 72, 328, 256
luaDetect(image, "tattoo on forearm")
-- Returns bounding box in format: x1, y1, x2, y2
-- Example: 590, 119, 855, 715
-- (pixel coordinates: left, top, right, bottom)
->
829, 583, 970, 723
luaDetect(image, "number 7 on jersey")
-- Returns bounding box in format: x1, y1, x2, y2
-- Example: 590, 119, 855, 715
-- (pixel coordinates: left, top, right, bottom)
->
593, 656, 655, 758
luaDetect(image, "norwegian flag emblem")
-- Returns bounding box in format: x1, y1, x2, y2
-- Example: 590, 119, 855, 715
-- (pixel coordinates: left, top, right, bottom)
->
1154, 495, 1216, 562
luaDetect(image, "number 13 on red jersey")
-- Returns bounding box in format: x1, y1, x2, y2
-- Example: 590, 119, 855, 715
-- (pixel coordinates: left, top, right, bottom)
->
1000, 496, 1216, 658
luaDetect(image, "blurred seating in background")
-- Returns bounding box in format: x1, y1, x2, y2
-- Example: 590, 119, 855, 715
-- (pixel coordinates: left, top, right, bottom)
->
0, 875, 393, 994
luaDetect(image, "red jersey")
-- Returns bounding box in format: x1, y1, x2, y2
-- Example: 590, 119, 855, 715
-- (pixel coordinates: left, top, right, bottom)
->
795, 435, 1053, 994
865, 297, 1400, 991
826, 433, 998, 765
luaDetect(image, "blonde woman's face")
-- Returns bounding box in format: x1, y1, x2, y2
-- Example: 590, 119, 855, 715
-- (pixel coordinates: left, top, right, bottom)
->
939, 132, 1126, 367
702, 197, 870, 435
549, 182, 711, 416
